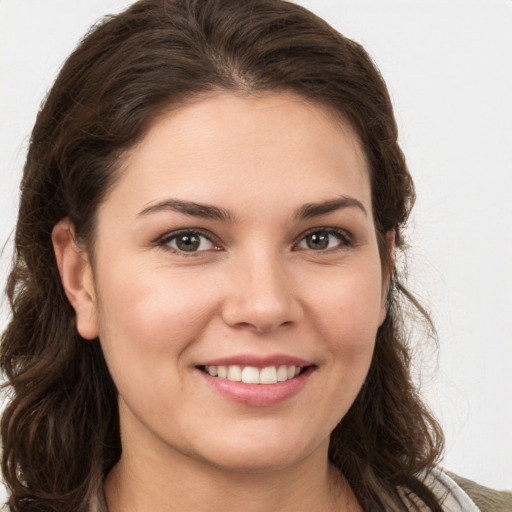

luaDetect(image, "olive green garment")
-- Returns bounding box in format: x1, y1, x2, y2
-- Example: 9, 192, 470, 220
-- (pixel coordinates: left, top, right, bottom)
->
449, 473, 512, 512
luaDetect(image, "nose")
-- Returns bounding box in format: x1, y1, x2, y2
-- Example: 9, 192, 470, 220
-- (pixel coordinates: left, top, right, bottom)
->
221, 253, 303, 333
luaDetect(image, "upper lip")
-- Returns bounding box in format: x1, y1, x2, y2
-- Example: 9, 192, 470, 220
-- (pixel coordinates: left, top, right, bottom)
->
197, 354, 314, 368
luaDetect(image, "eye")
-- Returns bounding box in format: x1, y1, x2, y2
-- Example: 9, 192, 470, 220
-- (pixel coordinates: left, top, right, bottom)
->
296, 229, 350, 251
159, 230, 219, 254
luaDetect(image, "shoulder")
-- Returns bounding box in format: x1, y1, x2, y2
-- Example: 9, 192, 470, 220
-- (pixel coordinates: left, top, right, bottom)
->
421, 468, 512, 512
446, 472, 512, 512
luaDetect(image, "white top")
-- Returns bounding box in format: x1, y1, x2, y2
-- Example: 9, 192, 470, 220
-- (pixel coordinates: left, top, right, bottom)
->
428, 469, 480, 511
402, 468, 480, 511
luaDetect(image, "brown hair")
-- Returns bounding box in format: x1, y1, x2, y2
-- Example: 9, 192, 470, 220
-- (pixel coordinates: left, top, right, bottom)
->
1, 0, 444, 510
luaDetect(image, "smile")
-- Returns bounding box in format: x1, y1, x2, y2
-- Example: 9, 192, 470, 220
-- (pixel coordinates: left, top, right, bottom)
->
197, 358, 315, 406
201, 364, 305, 384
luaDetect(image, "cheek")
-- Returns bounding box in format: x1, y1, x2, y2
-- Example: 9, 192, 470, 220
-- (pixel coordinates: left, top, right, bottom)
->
93, 259, 220, 384
294, 272, 381, 435
311, 262, 384, 346
305, 259, 383, 396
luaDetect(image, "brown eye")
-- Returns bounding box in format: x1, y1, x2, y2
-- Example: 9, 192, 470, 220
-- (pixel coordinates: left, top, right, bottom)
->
176, 233, 201, 251
163, 231, 216, 253
297, 229, 349, 251
305, 232, 330, 250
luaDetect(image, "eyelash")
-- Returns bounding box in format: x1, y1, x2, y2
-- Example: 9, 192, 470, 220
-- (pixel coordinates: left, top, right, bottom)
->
156, 228, 221, 257
294, 228, 352, 252
155, 227, 352, 257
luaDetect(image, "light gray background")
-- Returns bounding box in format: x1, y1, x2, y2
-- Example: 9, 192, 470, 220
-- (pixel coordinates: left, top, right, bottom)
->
1, 0, 511, 491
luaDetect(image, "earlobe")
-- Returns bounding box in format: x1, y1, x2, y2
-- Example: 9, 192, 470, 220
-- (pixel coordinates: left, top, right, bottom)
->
52, 218, 99, 340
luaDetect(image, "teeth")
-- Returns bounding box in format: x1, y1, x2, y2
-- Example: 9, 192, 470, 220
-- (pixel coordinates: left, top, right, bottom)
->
205, 365, 303, 384
276, 365, 288, 381
259, 366, 277, 384
242, 366, 260, 384
227, 365, 242, 381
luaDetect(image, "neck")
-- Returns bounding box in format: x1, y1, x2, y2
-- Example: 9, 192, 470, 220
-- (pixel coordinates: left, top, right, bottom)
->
104, 439, 359, 512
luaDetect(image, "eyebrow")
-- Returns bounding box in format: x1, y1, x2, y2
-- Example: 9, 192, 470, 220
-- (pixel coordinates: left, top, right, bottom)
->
295, 196, 367, 219
138, 195, 367, 222
138, 199, 235, 222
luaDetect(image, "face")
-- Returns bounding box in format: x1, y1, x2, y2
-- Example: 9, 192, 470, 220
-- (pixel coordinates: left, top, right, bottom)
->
65, 92, 388, 474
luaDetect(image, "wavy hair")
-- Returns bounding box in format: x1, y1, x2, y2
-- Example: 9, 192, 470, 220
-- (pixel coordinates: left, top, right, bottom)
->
1, 0, 443, 510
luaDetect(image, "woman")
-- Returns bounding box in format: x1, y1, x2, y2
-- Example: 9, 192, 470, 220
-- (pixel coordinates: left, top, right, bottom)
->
1, 0, 510, 511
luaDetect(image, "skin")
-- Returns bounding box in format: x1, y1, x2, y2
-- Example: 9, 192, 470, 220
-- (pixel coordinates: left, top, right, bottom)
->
53, 92, 391, 511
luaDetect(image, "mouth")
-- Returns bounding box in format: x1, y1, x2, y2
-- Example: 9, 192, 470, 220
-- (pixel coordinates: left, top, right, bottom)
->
197, 364, 311, 385
196, 358, 315, 406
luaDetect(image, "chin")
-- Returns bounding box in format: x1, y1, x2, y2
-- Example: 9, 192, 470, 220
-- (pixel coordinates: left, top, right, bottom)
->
206, 451, 308, 475
188, 429, 328, 474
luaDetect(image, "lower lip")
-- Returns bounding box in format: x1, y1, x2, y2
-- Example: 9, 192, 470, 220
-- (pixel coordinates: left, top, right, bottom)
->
198, 367, 314, 407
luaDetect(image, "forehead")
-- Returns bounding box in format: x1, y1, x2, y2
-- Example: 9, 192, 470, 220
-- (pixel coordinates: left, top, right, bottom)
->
101, 91, 371, 219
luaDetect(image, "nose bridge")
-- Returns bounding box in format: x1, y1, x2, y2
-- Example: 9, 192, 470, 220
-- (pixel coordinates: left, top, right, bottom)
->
221, 245, 300, 332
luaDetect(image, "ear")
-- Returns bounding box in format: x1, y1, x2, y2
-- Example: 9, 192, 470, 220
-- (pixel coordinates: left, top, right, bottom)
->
52, 218, 99, 340
379, 228, 396, 325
